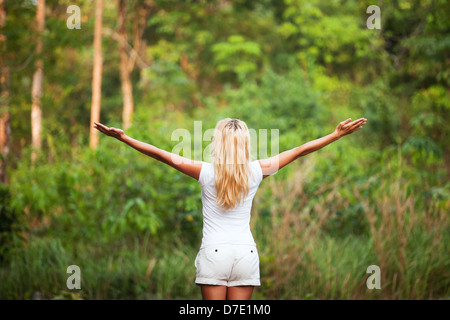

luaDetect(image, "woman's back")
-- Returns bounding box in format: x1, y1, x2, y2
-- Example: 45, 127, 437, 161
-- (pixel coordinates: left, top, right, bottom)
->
198, 160, 263, 248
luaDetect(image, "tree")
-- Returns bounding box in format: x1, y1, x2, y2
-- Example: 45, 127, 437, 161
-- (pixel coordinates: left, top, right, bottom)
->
118, 0, 134, 130
0, 0, 10, 183
116, 0, 153, 129
89, 0, 104, 149
31, 0, 45, 163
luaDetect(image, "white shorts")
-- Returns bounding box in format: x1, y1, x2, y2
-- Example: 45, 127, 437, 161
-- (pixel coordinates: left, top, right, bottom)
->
194, 244, 260, 287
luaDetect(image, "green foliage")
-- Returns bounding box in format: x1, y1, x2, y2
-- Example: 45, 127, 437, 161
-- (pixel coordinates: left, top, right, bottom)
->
350, 80, 401, 148
0, 238, 70, 299
10, 134, 202, 246
410, 85, 450, 147
212, 35, 262, 80
0, 185, 23, 263
216, 64, 325, 144
279, 0, 384, 76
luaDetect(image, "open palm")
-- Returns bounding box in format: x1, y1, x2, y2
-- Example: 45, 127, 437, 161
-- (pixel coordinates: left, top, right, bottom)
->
334, 118, 367, 137
93, 122, 125, 140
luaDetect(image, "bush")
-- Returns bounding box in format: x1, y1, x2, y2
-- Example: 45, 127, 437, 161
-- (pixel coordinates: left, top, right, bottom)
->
0, 185, 23, 264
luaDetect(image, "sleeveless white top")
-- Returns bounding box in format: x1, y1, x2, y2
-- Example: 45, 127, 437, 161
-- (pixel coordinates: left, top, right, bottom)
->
197, 160, 263, 248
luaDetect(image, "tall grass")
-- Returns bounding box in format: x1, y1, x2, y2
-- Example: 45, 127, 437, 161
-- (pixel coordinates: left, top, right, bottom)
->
0, 237, 201, 299
0, 238, 70, 299
362, 177, 449, 299
252, 157, 449, 299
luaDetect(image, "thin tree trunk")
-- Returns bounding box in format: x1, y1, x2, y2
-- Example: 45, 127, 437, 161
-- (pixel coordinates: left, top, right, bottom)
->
129, 0, 153, 72
118, 0, 134, 130
0, 0, 10, 183
90, 0, 103, 149
31, 0, 45, 163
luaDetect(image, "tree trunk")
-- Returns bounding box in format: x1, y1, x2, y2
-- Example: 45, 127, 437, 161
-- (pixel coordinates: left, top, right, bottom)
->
0, 0, 10, 183
90, 0, 103, 149
31, 0, 45, 163
118, 0, 134, 130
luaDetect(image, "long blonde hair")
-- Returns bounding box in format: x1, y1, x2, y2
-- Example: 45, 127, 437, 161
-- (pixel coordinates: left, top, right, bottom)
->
211, 118, 252, 210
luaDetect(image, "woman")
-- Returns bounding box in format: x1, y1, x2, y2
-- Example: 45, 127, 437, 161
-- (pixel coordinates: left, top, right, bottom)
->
94, 117, 367, 300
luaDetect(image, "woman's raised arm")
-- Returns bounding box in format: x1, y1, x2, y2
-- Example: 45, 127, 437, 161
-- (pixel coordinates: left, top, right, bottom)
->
259, 118, 367, 178
93, 122, 202, 180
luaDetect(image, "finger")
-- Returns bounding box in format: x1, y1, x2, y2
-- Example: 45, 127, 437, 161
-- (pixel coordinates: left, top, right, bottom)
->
97, 125, 112, 135
94, 123, 106, 131
342, 119, 354, 129
95, 122, 109, 130
95, 125, 109, 135
339, 119, 350, 129
350, 118, 366, 128
349, 124, 363, 132
342, 118, 352, 125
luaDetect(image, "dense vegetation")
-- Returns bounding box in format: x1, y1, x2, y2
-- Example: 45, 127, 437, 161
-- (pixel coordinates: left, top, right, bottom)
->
0, 0, 448, 299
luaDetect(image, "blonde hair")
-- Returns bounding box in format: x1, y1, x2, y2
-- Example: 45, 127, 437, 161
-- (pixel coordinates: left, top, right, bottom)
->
211, 118, 252, 211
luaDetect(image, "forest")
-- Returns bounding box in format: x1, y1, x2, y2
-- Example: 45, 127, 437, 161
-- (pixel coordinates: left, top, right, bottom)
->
0, 0, 448, 300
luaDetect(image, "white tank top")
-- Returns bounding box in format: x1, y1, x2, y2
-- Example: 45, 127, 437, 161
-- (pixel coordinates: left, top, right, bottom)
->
198, 160, 263, 248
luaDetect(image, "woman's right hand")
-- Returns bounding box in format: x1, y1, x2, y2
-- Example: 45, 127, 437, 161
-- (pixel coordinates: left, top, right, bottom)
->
93, 122, 126, 141
334, 118, 367, 138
